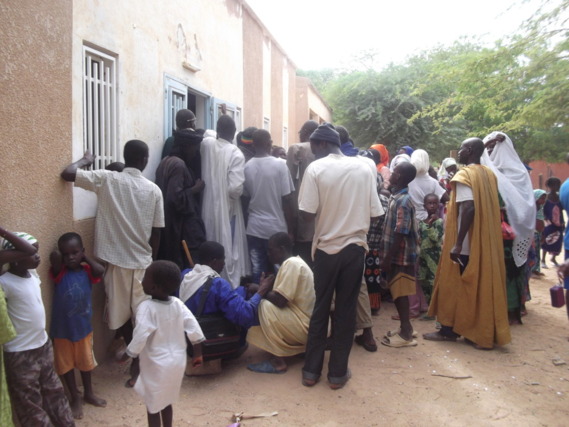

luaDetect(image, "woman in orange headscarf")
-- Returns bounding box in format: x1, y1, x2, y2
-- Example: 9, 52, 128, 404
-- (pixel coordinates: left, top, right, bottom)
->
370, 144, 391, 190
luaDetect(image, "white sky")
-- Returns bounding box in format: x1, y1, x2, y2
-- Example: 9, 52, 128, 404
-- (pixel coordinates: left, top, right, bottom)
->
246, 0, 543, 70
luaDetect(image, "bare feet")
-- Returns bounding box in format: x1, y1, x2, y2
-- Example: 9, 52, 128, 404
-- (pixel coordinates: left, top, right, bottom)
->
84, 393, 107, 407
271, 357, 288, 372
70, 397, 83, 420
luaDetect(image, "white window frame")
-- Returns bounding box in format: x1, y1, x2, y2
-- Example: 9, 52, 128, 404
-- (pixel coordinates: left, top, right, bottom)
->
83, 46, 118, 170
213, 98, 242, 139
164, 77, 188, 140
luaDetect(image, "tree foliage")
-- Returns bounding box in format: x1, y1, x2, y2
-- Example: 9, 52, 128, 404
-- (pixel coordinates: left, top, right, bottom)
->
302, 0, 569, 163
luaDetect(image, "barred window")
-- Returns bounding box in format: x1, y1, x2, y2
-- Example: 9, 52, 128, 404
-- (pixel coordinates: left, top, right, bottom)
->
83, 46, 118, 170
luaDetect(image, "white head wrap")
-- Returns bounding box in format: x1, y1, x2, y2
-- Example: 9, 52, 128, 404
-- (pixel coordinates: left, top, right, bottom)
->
389, 153, 411, 172
410, 149, 430, 176
437, 157, 457, 180
481, 132, 536, 267
178, 264, 220, 303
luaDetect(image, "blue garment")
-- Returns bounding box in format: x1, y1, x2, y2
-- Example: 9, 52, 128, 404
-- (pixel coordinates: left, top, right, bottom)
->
560, 178, 569, 289
184, 277, 261, 329
50, 265, 98, 342
560, 177, 569, 249
340, 141, 359, 157
247, 235, 271, 284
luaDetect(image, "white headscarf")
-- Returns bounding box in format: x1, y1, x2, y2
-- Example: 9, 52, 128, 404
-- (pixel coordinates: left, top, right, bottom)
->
389, 153, 411, 172
438, 157, 457, 180
410, 149, 430, 176
481, 131, 536, 267
179, 264, 220, 303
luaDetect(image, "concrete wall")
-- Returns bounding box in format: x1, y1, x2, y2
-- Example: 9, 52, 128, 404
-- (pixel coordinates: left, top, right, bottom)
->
270, 47, 284, 145
294, 76, 332, 145
0, 0, 74, 339
242, 7, 264, 128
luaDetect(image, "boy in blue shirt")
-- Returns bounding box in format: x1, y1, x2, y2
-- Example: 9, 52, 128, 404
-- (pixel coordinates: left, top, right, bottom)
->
50, 232, 107, 419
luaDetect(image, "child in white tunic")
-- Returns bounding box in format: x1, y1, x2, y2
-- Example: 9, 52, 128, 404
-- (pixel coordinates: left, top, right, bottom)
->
125, 261, 204, 427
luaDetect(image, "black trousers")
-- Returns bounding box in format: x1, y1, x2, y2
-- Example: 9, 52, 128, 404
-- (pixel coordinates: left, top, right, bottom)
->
302, 244, 365, 382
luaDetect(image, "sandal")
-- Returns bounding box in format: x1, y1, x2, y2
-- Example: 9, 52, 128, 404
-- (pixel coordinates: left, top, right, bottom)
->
422, 331, 457, 342
381, 333, 417, 348
247, 360, 287, 374
386, 329, 418, 339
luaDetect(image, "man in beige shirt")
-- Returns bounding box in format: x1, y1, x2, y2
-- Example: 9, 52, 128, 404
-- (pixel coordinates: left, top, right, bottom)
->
298, 124, 383, 390
61, 139, 164, 386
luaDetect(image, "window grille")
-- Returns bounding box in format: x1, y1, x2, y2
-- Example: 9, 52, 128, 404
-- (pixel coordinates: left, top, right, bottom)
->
83, 46, 118, 170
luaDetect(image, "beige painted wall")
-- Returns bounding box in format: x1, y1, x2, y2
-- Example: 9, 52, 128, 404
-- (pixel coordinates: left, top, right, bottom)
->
306, 82, 333, 123
270, 47, 284, 145
0, 0, 74, 334
72, 0, 245, 184
242, 7, 265, 129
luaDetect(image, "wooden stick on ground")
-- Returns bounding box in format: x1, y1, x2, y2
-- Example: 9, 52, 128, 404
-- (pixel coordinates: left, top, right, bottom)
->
431, 374, 472, 380
182, 240, 195, 268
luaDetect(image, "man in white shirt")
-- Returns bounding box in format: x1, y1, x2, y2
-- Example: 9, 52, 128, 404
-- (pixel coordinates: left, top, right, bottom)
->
200, 115, 249, 287
61, 139, 165, 386
298, 123, 383, 390
243, 129, 295, 283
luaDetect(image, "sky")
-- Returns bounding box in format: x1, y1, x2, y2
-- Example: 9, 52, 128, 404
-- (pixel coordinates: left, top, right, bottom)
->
245, 0, 543, 70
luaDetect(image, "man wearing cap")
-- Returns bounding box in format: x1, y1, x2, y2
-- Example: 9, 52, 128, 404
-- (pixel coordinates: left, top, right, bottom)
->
161, 109, 197, 159
298, 123, 383, 390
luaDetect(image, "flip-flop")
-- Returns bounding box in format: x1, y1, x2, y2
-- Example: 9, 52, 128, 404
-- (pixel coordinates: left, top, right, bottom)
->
381, 333, 417, 348
247, 361, 287, 374
385, 329, 418, 339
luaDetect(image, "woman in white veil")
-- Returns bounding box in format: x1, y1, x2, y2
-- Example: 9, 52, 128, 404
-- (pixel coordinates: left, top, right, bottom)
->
481, 131, 536, 323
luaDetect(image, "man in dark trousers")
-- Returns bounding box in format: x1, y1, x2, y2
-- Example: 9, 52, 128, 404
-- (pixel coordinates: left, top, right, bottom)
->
298, 123, 383, 390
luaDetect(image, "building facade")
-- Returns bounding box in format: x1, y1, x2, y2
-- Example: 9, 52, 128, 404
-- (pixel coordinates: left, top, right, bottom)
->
0, 0, 331, 360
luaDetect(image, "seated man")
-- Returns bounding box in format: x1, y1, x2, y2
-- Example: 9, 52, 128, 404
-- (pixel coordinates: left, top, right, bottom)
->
181, 241, 271, 332
247, 233, 315, 374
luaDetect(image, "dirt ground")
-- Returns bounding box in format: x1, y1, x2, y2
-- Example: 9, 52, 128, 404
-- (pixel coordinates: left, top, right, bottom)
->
76, 267, 569, 427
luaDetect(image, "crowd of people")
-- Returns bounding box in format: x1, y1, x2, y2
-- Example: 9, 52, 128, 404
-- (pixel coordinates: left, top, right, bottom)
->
1, 109, 568, 427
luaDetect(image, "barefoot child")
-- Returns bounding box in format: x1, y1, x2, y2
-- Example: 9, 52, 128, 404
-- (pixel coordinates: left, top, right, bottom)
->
417, 194, 444, 308
380, 162, 419, 348
50, 232, 107, 419
0, 232, 75, 426
124, 260, 205, 427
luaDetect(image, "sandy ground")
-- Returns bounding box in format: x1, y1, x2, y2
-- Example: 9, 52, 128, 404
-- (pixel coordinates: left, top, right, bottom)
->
75, 267, 569, 427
